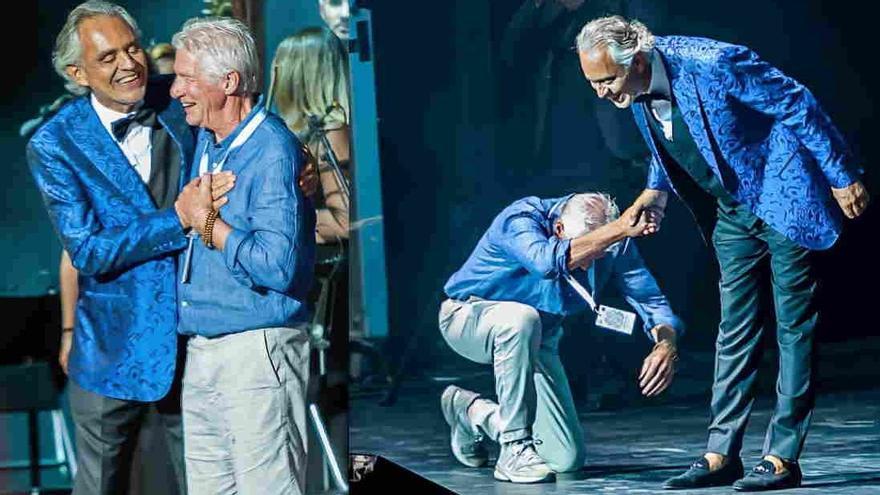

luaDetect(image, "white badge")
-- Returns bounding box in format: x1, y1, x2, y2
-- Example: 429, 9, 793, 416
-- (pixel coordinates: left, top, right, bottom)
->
565, 274, 636, 335
595, 305, 636, 335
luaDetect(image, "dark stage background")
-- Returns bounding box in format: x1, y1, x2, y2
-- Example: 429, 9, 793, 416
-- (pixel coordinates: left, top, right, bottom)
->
362, 0, 878, 402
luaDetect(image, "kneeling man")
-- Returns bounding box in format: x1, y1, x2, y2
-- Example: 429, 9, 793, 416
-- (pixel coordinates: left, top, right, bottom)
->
439, 192, 683, 483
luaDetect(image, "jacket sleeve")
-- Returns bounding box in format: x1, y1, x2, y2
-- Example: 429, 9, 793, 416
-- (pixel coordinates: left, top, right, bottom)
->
716, 45, 862, 188
26, 139, 187, 277
646, 153, 673, 192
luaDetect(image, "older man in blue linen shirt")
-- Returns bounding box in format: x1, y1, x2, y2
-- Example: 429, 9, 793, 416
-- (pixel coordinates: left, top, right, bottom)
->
439, 192, 683, 484
170, 17, 315, 495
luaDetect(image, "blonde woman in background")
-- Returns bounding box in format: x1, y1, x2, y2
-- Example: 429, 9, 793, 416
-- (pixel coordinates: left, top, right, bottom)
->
273, 26, 350, 244
272, 26, 352, 478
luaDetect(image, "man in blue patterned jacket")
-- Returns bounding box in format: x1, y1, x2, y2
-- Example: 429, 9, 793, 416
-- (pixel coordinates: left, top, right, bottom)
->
576, 16, 870, 491
27, 2, 200, 493
439, 193, 682, 484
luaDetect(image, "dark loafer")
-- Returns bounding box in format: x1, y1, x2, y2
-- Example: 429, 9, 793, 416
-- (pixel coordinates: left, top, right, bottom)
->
663, 456, 744, 490
733, 459, 802, 491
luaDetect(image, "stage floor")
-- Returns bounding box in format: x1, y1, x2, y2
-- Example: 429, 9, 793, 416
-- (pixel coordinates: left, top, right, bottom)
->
352, 379, 880, 494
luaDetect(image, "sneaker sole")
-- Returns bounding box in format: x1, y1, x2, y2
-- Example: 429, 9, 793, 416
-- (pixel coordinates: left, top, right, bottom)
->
441, 386, 486, 468
493, 467, 555, 484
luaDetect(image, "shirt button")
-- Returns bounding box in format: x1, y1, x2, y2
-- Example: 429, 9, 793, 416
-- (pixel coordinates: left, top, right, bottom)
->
181, 301, 190, 307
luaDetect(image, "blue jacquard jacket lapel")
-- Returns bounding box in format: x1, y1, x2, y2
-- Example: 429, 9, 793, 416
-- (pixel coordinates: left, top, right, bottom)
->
67, 98, 155, 212
653, 40, 728, 187
660, 48, 717, 168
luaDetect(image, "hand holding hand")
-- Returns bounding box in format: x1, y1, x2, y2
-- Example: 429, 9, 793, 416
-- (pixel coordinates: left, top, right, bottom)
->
619, 206, 659, 237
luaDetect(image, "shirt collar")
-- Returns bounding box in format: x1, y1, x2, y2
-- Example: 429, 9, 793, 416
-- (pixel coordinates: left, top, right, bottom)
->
204, 94, 266, 153
90, 93, 144, 137
646, 48, 671, 100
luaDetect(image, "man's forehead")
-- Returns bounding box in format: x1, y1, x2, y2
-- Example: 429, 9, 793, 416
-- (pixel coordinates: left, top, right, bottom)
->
173, 50, 196, 73
579, 47, 617, 76
79, 16, 136, 49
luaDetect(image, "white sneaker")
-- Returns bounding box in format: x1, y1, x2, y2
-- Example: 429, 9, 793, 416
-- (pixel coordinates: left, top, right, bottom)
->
493, 438, 555, 483
440, 385, 488, 467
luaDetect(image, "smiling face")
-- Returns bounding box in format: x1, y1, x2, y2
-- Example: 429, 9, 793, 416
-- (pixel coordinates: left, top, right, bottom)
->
67, 15, 147, 113
578, 45, 650, 109
169, 47, 231, 131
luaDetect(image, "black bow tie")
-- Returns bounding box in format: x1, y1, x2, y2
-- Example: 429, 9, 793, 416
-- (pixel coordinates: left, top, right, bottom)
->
111, 106, 155, 141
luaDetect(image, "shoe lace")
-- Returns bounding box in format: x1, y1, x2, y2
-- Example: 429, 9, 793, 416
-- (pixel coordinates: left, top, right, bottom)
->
511, 439, 545, 467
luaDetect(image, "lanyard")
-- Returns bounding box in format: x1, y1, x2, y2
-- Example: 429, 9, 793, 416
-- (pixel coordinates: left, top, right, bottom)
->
566, 272, 636, 336
197, 108, 268, 175
565, 274, 598, 312
181, 108, 267, 284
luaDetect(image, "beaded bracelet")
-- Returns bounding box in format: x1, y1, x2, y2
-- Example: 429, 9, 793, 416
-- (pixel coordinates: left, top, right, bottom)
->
203, 209, 219, 249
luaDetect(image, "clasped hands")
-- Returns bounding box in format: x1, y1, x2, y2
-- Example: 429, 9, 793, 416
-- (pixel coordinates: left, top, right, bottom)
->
173, 156, 320, 233
622, 179, 870, 237
617, 190, 668, 239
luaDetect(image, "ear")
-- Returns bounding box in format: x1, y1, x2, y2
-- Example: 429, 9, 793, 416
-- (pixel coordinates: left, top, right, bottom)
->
554, 220, 565, 239
66, 64, 89, 88
223, 71, 242, 95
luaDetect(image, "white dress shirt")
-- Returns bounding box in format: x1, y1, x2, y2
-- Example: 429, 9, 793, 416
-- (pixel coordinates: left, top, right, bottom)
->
91, 94, 153, 183
645, 49, 674, 141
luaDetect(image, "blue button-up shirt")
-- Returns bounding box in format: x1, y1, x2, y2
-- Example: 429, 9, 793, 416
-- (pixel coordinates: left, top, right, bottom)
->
444, 196, 683, 338
177, 101, 315, 337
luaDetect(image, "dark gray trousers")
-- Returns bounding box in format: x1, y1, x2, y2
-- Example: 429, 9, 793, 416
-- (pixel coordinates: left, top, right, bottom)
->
706, 205, 818, 461
68, 380, 186, 495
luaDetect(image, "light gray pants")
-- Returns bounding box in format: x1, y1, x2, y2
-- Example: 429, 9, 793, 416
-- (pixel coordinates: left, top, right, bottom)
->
439, 298, 586, 472
182, 327, 309, 495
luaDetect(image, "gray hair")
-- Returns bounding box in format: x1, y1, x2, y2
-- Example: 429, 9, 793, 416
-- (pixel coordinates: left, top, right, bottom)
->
559, 193, 620, 239
575, 15, 654, 67
53, 1, 141, 95
172, 17, 259, 95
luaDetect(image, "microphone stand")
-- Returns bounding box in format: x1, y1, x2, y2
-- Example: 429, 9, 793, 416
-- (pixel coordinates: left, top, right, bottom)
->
265, 76, 351, 491
304, 108, 350, 494
307, 111, 395, 408
307, 111, 351, 205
